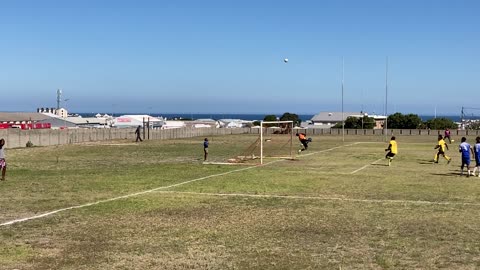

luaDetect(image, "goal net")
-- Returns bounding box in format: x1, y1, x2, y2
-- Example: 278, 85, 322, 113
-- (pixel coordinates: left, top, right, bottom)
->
234, 121, 295, 164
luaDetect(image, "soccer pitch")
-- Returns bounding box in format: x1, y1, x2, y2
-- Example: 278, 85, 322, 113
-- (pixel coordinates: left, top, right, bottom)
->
1, 134, 480, 269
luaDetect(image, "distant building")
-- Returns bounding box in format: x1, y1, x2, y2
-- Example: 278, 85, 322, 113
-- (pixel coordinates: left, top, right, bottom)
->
0, 112, 60, 129
113, 115, 164, 128
310, 112, 386, 129
37, 107, 68, 118
310, 112, 360, 129
217, 119, 252, 128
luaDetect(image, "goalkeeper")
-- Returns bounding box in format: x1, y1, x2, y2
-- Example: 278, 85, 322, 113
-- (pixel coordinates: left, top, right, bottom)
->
296, 133, 312, 152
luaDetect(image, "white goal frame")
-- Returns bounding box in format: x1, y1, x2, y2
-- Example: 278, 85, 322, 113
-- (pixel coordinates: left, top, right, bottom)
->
260, 120, 294, 164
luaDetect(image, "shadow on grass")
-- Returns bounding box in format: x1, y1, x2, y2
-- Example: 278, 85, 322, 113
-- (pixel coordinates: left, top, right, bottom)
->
371, 163, 389, 167
430, 172, 465, 177
418, 159, 453, 165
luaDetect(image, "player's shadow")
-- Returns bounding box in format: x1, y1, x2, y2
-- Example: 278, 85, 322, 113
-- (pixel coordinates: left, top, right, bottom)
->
430, 172, 463, 177
418, 160, 438, 165
371, 164, 388, 167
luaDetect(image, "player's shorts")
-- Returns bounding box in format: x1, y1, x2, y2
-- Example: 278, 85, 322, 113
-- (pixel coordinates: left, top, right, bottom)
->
462, 156, 470, 166
437, 150, 445, 155
386, 152, 396, 158
0, 158, 5, 168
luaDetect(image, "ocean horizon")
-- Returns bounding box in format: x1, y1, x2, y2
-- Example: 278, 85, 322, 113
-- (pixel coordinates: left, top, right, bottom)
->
76, 113, 477, 122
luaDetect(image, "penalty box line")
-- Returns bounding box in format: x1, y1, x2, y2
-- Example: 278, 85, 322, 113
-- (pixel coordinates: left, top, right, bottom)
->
1, 144, 355, 227
154, 190, 480, 207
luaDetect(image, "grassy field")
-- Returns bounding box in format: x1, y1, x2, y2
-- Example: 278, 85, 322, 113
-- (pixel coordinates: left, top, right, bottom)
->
1, 134, 480, 269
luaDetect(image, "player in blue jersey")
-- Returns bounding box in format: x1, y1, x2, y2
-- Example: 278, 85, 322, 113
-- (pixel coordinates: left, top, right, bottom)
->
458, 137, 474, 177
472, 136, 480, 177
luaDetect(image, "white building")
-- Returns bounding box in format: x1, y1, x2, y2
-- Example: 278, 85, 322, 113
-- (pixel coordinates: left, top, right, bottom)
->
113, 115, 164, 128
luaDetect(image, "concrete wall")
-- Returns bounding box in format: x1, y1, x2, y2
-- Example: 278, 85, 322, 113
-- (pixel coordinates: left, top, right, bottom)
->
0, 127, 253, 148
1, 127, 479, 149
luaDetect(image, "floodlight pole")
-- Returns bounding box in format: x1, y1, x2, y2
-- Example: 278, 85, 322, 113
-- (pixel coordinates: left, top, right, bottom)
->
384, 56, 389, 142
342, 57, 345, 142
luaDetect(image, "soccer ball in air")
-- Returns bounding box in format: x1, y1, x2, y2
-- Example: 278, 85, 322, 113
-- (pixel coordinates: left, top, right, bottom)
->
284, 58, 288, 63
451, 139, 455, 143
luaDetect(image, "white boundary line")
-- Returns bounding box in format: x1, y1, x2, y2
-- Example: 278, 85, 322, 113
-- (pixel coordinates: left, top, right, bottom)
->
298, 142, 359, 158
1, 144, 354, 227
350, 158, 384, 174
154, 190, 480, 207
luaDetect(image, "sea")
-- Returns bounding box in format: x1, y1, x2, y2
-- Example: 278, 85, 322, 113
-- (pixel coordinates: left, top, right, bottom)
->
77, 113, 475, 122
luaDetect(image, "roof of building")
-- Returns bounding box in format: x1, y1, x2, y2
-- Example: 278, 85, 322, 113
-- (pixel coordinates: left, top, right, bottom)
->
311, 112, 360, 122
66, 117, 108, 125
0, 112, 51, 122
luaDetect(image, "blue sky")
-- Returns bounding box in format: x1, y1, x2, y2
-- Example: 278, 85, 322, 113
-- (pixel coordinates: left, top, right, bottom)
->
1, 0, 479, 115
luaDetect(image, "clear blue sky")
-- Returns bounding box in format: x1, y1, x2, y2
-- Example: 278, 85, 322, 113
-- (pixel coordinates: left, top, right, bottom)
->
1, 0, 479, 115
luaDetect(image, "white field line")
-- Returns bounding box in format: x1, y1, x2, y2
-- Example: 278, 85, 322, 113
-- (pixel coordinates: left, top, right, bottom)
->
1, 144, 354, 227
350, 158, 384, 174
298, 142, 360, 158
154, 190, 480, 207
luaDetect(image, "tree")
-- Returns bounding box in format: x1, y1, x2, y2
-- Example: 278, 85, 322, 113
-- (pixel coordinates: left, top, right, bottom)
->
387, 113, 422, 129
263, 114, 278, 127
335, 116, 375, 129
263, 115, 277, 122
279, 112, 301, 127
424, 117, 458, 130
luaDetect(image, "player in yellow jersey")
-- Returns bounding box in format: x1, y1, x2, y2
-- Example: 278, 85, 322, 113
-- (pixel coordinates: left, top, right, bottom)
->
385, 136, 398, 166
434, 135, 451, 164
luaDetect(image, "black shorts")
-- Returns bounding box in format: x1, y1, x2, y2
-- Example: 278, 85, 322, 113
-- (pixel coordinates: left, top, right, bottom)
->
386, 152, 396, 158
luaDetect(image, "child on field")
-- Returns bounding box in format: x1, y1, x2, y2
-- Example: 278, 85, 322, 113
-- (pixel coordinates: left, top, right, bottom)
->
203, 138, 209, 161
0, 138, 6, 181
472, 136, 480, 177
385, 136, 398, 166
459, 137, 474, 177
296, 133, 312, 153
434, 135, 451, 164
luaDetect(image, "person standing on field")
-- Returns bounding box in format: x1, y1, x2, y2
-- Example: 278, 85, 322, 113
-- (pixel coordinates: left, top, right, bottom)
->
458, 137, 474, 177
444, 128, 452, 144
0, 138, 7, 181
203, 138, 209, 161
385, 136, 398, 166
434, 135, 451, 164
471, 136, 480, 177
135, 125, 143, 142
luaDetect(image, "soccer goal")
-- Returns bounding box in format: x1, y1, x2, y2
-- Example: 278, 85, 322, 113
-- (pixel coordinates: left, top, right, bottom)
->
232, 120, 295, 164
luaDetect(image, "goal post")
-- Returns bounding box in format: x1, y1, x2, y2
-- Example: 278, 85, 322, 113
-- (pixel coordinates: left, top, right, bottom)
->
209, 120, 296, 165
260, 120, 294, 164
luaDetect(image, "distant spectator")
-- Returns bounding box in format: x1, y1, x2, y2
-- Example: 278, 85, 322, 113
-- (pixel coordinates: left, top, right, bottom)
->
0, 138, 6, 181
135, 125, 143, 142
203, 138, 209, 161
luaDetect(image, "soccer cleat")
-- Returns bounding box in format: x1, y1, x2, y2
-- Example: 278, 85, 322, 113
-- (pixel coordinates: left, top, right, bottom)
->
447, 159, 451, 164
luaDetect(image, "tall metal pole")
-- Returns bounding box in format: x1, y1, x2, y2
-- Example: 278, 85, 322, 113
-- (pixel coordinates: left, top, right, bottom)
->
342, 57, 345, 143
384, 57, 389, 141
57, 89, 62, 110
